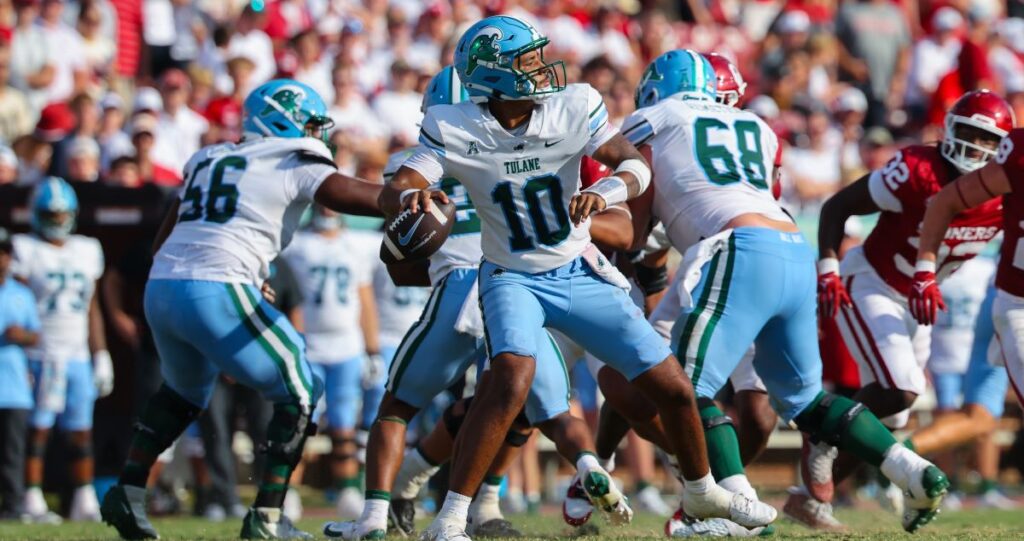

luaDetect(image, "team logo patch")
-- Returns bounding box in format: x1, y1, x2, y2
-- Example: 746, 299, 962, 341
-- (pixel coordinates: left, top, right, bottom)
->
465, 26, 503, 76
467, 141, 480, 155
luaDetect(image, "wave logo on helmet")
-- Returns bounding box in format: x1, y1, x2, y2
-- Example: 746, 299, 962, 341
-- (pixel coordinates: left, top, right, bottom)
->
465, 26, 503, 77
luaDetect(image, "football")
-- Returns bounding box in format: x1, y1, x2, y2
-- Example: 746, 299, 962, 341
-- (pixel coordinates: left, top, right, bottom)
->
379, 199, 457, 264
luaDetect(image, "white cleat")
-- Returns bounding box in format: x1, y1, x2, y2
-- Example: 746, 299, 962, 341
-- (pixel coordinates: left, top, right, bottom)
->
24, 486, 62, 524
580, 469, 633, 526
682, 486, 776, 529
782, 486, 846, 532
665, 506, 765, 537
323, 520, 386, 540
880, 446, 949, 533
336, 487, 365, 520
800, 436, 838, 503
69, 485, 101, 522
562, 474, 594, 526
634, 485, 673, 517
979, 489, 1018, 510
418, 520, 472, 541
878, 482, 905, 516
283, 489, 304, 522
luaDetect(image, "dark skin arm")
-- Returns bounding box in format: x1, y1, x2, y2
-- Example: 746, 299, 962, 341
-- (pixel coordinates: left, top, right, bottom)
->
628, 145, 657, 252
570, 133, 648, 225
590, 205, 634, 252
4, 325, 39, 347
917, 161, 1010, 264
87, 287, 107, 354
313, 173, 384, 217
818, 174, 880, 260
639, 248, 670, 315
153, 199, 180, 255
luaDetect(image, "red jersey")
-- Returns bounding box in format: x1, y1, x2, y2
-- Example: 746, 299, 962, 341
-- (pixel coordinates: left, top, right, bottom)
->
992, 129, 1024, 297
863, 145, 1002, 297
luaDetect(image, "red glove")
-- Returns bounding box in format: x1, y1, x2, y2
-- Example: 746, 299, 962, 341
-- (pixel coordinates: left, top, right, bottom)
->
817, 259, 851, 318
908, 270, 946, 325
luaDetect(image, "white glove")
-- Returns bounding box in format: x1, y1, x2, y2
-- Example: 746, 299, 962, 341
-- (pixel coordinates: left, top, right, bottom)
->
362, 353, 385, 390
93, 350, 114, 397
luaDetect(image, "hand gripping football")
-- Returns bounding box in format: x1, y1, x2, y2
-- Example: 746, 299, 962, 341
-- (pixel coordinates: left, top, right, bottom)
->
380, 200, 456, 264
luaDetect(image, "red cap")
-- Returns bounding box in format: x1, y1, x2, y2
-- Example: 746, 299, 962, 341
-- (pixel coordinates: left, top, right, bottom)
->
35, 102, 75, 142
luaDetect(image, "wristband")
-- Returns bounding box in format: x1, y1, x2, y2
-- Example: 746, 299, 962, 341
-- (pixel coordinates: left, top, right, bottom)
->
614, 158, 651, 193
817, 257, 840, 275
583, 176, 629, 206
399, 189, 419, 205
915, 259, 937, 273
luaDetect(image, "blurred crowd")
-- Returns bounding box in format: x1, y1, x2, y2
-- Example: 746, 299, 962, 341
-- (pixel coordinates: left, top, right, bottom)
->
2, 0, 1024, 214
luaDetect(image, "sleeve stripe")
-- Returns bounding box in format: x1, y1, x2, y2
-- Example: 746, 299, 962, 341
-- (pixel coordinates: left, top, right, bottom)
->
624, 122, 654, 146
588, 108, 609, 134
419, 129, 445, 148
418, 134, 446, 158
589, 102, 605, 118
622, 118, 652, 137
632, 132, 654, 147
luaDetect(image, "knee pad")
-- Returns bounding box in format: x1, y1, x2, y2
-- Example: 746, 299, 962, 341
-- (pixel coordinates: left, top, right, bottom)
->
504, 428, 531, 447
264, 402, 318, 468
26, 438, 47, 459
794, 392, 866, 447
67, 438, 93, 461
442, 396, 473, 437
136, 385, 203, 451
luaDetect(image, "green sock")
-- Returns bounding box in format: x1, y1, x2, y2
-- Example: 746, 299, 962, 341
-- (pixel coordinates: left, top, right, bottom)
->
795, 392, 897, 468
255, 403, 310, 509
980, 478, 998, 493
484, 475, 503, 486
366, 489, 391, 501
636, 480, 651, 492
903, 439, 916, 452
699, 401, 745, 480
336, 477, 362, 490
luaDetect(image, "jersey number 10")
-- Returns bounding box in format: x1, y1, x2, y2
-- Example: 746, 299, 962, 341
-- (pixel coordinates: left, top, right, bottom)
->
694, 118, 768, 190
492, 174, 571, 252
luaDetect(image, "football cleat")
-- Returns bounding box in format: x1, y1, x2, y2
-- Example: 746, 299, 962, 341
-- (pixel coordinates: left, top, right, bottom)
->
240, 507, 312, 539
467, 518, 521, 537
900, 466, 949, 533
799, 436, 837, 503
418, 520, 472, 541
562, 475, 593, 526
682, 486, 776, 529
581, 470, 633, 526
323, 520, 386, 540
101, 485, 158, 540
781, 487, 846, 532
388, 498, 416, 537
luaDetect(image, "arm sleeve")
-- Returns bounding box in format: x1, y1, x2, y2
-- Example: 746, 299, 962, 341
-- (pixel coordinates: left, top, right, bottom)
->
584, 85, 617, 156
621, 110, 657, 148
402, 147, 445, 185
866, 150, 911, 212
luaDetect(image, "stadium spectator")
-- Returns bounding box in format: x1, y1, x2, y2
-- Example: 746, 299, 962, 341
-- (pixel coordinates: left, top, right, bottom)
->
36, 0, 87, 105
129, 113, 179, 186
905, 7, 964, 119
835, 0, 911, 127
371, 59, 422, 147
9, 0, 54, 117
990, 17, 1024, 94
0, 227, 40, 520
102, 155, 141, 188
96, 92, 131, 172
0, 47, 29, 146
958, 5, 1000, 93
49, 92, 100, 179
151, 68, 208, 176
65, 136, 100, 183
76, 0, 116, 82
782, 99, 842, 209
832, 86, 869, 183
226, 6, 275, 87
328, 64, 386, 152
290, 29, 333, 104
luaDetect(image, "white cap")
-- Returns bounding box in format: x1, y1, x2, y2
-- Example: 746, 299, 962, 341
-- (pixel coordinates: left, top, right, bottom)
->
777, 10, 811, 35
834, 87, 868, 113
69, 136, 100, 159
932, 7, 964, 33
132, 87, 163, 113
100, 92, 124, 111
746, 95, 780, 119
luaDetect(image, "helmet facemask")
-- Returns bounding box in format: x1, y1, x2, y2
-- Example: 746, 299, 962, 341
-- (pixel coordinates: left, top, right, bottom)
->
941, 118, 1007, 173
465, 35, 566, 102
716, 90, 741, 108
36, 210, 75, 241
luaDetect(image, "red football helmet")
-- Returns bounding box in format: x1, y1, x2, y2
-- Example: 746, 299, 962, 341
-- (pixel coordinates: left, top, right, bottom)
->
703, 53, 747, 108
942, 89, 1015, 173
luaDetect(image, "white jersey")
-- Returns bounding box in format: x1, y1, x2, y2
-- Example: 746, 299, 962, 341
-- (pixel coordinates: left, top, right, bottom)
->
930, 256, 996, 374
384, 149, 482, 286
349, 230, 432, 346
403, 83, 616, 272
282, 230, 373, 363
622, 98, 787, 250
150, 137, 336, 285
12, 234, 104, 364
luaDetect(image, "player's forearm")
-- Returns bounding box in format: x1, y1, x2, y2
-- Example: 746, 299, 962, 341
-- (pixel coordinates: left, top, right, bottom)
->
379, 166, 432, 217
316, 174, 383, 217
817, 175, 876, 260
916, 186, 963, 264
590, 207, 634, 251
591, 134, 650, 199
359, 288, 381, 354
88, 293, 107, 354
153, 199, 180, 255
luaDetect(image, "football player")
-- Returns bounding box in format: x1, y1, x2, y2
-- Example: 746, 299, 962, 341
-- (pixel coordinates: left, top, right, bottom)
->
281, 205, 379, 519
625, 49, 950, 534
382, 18, 776, 541
910, 122, 1024, 436
800, 89, 1011, 528
325, 65, 635, 541
13, 177, 111, 523
100, 79, 383, 540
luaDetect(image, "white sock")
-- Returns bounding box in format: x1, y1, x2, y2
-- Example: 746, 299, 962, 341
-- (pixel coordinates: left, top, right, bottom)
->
396, 448, 441, 500
437, 491, 472, 528
683, 472, 716, 496
719, 474, 757, 501
472, 483, 503, 524
360, 498, 390, 531
598, 453, 616, 472
576, 453, 602, 478
880, 443, 929, 493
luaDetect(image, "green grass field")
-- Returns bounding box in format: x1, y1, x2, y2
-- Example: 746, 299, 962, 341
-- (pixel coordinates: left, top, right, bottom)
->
2, 507, 1023, 541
